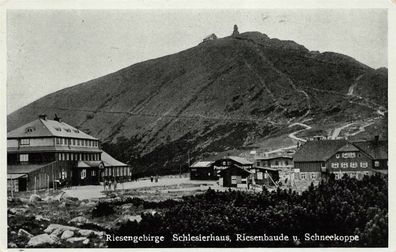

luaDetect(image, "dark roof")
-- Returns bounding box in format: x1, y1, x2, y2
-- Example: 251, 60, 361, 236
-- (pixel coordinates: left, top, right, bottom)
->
226, 156, 253, 165
293, 139, 349, 162
353, 140, 388, 160
294, 139, 388, 162
8, 162, 54, 174
219, 164, 252, 176
7, 118, 97, 140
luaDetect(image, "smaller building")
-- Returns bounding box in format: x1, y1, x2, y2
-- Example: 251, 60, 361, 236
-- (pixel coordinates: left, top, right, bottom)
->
213, 156, 253, 177
202, 33, 217, 42
254, 153, 293, 186
293, 137, 388, 182
219, 164, 253, 188
76, 160, 103, 185
189, 161, 216, 180
101, 151, 132, 182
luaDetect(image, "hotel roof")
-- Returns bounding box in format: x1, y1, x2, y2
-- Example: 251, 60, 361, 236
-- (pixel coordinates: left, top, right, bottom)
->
7, 118, 97, 140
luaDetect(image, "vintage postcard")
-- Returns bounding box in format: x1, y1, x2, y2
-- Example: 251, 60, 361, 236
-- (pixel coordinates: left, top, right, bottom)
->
1, 0, 394, 250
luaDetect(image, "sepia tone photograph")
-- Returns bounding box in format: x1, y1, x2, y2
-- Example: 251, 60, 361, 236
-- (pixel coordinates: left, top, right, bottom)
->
4, 5, 389, 249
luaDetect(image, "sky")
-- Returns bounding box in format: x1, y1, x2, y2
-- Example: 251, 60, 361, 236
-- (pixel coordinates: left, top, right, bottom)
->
7, 9, 387, 113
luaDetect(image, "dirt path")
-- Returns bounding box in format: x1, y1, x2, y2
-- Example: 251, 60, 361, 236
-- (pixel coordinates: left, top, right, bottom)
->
347, 74, 364, 96
330, 122, 355, 139
288, 122, 312, 142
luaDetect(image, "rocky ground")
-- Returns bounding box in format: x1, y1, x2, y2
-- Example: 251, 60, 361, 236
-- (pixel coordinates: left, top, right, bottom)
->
7, 177, 221, 248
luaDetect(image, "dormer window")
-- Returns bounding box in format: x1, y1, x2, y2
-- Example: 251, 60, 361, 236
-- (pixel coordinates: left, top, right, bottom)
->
54, 127, 62, 131
25, 127, 35, 133
73, 129, 79, 133
64, 128, 71, 132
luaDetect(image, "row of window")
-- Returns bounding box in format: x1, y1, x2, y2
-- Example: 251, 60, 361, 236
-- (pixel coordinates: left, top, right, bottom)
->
299, 172, 318, 180
336, 152, 358, 159
104, 167, 131, 177
331, 162, 369, 169
256, 160, 290, 167
55, 137, 98, 147
58, 153, 100, 161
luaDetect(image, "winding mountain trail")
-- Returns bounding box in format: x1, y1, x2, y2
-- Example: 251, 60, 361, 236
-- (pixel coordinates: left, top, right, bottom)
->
331, 122, 355, 139
346, 120, 376, 137
288, 122, 312, 142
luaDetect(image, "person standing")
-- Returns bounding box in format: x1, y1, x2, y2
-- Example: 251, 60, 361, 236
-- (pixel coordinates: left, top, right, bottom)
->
150, 176, 154, 183
114, 178, 118, 191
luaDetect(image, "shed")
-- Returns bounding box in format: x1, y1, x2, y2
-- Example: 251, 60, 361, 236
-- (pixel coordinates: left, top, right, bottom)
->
189, 161, 216, 180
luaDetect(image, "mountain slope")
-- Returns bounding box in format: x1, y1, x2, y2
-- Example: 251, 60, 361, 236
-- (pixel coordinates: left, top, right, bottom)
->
8, 31, 387, 175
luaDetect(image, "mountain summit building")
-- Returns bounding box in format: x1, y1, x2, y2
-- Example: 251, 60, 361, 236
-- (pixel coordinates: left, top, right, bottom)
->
7, 114, 131, 192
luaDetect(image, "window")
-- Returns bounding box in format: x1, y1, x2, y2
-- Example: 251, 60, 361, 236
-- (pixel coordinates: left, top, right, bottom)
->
61, 171, 67, 179
336, 154, 340, 159
81, 169, 86, 179
342, 152, 356, 159
25, 127, 35, 133
231, 175, 237, 184
275, 161, 279, 166
92, 170, 96, 176
58, 153, 62, 160
300, 173, 306, 180
341, 162, 348, 168
66, 153, 69, 161
56, 138, 60, 145
257, 172, 263, 180
62, 153, 65, 161
360, 162, 368, 168
331, 163, 339, 168
374, 161, 380, 167
350, 172, 357, 179
223, 161, 227, 166
19, 154, 28, 162
350, 162, 358, 168
20, 139, 30, 145
311, 173, 316, 179
241, 178, 247, 184
334, 173, 340, 180
285, 161, 289, 166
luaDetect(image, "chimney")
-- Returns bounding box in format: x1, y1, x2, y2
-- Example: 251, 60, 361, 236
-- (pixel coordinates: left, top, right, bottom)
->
38, 114, 48, 120
54, 114, 62, 122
